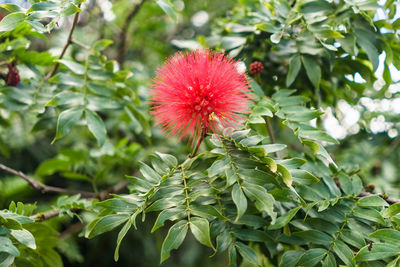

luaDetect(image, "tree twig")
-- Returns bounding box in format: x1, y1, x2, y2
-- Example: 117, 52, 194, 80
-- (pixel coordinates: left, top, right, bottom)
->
59, 222, 84, 240
0, 163, 98, 198
0, 163, 130, 200
116, 0, 146, 66
46, 5, 82, 79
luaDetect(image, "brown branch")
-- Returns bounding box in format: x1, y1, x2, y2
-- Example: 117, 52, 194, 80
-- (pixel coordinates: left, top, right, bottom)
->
46, 5, 82, 79
116, 0, 146, 66
190, 127, 207, 158
59, 222, 84, 240
0, 163, 130, 200
0, 163, 98, 198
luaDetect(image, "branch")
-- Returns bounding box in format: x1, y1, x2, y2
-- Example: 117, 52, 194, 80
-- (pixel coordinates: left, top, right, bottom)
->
46, 5, 82, 79
116, 0, 146, 66
59, 222, 84, 240
0, 163, 98, 198
0, 163, 130, 200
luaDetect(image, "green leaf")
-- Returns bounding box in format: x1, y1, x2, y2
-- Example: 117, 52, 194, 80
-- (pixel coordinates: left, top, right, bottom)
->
369, 229, 400, 245
58, 59, 85, 75
10, 229, 36, 249
85, 109, 106, 147
151, 207, 186, 232
231, 228, 273, 242
242, 182, 276, 222
358, 196, 388, 207
232, 184, 247, 221
286, 54, 301, 86
249, 78, 265, 97
0, 12, 25, 32
235, 242, 258, 265
277, 164, 293, 187
0, 4, 24, 13
157, 0, 177, 22
293, 230, 333, 245
269, 206, 301, 230
139, 162, 161, 184
124, 105, 151, 137
354, 243, 400, 261
228, 244, 237, 267
257, 144, 287, 154
383, 203, 400, 218
61, 3, 81, 16
189, 217, 214, 249
52, 107, 83, 144
291, 169, 320, 185
93, 39, 114, 52
160, 220, 188, 263
114, 219, 132, 261
279, 250, 304, 267
322, 253, 336, 267
0, 236, 19, 256
353, 207, 385, 225
301, 55, 321, 89
297, 248, 327, 266
86, 214, 129, 239
155, 152, 178, 168
332, 240, 355, 267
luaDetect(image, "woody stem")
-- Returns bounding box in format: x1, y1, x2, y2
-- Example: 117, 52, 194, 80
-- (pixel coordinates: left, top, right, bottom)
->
190, 127, 207, 157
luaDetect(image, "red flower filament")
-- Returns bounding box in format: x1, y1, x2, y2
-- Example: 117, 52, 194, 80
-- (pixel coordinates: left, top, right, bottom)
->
149, 50, 251, 143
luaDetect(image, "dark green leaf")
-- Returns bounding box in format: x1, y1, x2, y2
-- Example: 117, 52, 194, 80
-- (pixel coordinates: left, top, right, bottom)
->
86, 214, 129, 239
160, 220, 188, 263
354, 243, 400, 261
189, 217, 214, 249
286, 55, 301, 86
232, 184, 247, 221
235, 242, 258, 265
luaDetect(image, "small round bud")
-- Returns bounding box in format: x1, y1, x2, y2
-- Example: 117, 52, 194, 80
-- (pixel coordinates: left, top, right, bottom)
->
249, 61, 264, 75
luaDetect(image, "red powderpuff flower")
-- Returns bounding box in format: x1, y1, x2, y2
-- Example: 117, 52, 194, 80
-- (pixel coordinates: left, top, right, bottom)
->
149, 50, 252, 144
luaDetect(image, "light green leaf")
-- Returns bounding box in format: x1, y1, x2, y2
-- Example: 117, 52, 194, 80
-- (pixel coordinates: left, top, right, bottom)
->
369, 229, 400, 245
157, 0, 177, 22
155, 152, 178, 168
85, 109, 106, 147
10, 229, 36, 249
58, 59, 85, 75
52, 107, 83, 144
358, 195, 388, 207
383, 203, 400, 218
0, 12, 25, 32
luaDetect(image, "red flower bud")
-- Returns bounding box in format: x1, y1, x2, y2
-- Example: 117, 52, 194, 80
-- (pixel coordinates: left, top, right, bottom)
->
6, 63, 20, 86
249, 61, 264, 75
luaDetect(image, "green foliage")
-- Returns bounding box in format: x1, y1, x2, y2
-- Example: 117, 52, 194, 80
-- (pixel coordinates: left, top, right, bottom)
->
0, 0, 399, 266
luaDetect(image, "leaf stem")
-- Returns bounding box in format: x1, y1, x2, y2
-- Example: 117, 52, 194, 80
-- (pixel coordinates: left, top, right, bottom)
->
46, 5, 82, 79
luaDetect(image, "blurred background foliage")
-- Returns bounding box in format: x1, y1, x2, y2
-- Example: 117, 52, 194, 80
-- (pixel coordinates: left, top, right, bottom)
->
0, 0, 400, 266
